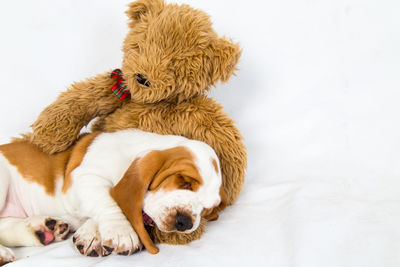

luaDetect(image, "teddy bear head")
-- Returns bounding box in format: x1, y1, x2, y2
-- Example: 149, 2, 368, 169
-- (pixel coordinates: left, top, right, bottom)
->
121, 0, 242, 104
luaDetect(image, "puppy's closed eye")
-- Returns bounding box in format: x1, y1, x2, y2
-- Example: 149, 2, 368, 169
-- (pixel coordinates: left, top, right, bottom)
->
181, 181, 192, 190
176, 174, 201, 191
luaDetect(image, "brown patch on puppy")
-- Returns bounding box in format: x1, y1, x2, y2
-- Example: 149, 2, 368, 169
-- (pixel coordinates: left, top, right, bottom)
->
0, 133, 100, 195
62, 132, 101, 193
211, 157, 219, 175
0, 141, 73, 195
146, 147, 203, 192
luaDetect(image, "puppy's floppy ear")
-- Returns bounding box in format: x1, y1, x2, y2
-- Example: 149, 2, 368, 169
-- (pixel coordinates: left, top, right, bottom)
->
209, 38, 242, 84
110, 151, 167, 255
126, 0, 165, 27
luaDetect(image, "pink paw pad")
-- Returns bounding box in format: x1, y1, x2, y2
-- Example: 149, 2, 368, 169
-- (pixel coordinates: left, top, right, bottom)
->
35, 227, 55, 245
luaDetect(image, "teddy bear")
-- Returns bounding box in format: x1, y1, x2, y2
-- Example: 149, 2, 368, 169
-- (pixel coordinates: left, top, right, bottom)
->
28, 0, 247, 245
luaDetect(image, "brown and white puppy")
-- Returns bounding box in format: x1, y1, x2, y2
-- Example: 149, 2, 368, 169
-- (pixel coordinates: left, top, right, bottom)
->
0, 129, 222, 264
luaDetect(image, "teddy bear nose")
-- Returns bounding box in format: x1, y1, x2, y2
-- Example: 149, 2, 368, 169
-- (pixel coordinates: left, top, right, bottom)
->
136, 74, 151, 87
175, 212, 193, 232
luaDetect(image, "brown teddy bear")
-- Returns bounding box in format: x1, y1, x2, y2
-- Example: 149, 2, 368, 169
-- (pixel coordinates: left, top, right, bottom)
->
28, 0, 247, 246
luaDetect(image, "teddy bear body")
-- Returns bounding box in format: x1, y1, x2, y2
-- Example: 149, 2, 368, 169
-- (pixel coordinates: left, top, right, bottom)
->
30, 0, 247, 245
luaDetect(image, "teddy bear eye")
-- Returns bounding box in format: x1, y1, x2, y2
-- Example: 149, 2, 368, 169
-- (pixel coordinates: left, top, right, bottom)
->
136, 74, 151, 87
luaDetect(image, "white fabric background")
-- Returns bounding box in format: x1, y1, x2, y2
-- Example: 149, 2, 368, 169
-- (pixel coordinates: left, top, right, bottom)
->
1, 0, 400, 266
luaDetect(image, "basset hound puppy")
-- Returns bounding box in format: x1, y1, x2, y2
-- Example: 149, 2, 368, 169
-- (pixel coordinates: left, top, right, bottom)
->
0, 129, 223, 264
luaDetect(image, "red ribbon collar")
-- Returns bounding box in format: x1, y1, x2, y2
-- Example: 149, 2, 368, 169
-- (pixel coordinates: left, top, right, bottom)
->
108, 69, 130, 101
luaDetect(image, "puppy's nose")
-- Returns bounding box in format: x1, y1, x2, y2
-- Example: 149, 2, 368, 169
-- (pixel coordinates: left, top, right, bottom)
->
175, 212, 193, 232
136, 73, 150, 87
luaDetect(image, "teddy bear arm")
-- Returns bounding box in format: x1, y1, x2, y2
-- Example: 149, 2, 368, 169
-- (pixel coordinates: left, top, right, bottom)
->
31, 73, 123, 154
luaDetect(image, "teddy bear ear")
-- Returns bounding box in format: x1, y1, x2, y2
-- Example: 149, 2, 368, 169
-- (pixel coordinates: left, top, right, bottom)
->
126, 0, 165, 27
210, 37, 242, 83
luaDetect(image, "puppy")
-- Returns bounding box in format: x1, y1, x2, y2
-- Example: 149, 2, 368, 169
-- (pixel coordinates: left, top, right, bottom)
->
0, 129, 222, 264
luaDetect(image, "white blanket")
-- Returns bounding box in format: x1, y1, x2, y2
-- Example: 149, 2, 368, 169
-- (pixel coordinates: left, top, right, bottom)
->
1, 0, 400, 266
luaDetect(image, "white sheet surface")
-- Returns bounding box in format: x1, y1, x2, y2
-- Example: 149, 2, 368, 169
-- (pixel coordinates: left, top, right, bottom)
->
1, 0, 400, 266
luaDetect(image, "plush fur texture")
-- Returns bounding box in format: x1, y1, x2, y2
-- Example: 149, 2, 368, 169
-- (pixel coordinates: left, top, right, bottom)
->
28, 0, 247, 245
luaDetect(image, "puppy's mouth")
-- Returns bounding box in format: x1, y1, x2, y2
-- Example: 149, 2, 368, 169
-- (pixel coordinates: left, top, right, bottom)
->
143, 211, 154, 226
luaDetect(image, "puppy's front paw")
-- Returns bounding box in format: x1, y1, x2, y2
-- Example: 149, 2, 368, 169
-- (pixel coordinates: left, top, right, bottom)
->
99, 222, 142, 256
73, 219, 101, 257
0, 245, 15, 266
27, 216, 70, 245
